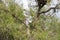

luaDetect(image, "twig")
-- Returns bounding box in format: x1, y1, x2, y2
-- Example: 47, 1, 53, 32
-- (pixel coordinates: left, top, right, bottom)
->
0, 8, 28, 27
12, 14, 28, 27
38, 3, 60, 16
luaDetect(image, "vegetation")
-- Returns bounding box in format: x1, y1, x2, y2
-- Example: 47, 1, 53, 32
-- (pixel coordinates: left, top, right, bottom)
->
0, 0, 60, 40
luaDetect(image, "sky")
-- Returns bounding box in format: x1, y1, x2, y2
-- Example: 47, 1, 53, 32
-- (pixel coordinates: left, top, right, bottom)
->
15, 0, 60, 19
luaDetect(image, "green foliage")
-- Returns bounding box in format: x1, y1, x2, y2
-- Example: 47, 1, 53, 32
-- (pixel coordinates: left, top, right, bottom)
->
0, 0, 60, 40
0, 1, 26, 40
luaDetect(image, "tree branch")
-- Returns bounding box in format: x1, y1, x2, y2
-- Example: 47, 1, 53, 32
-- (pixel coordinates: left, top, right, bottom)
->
0, 8, 28, 27
12, 14, 28, 27
38, 3, 60, 16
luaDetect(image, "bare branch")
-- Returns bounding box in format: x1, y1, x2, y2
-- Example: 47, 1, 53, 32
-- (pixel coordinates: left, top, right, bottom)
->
39, 3, 60, 15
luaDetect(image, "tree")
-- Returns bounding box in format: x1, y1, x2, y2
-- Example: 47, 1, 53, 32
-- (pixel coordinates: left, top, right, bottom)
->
36, 0, 47, 18
0, 0, 60, 40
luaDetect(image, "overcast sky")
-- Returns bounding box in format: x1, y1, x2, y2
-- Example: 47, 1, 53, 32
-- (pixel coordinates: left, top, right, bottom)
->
15, 0, 60, 19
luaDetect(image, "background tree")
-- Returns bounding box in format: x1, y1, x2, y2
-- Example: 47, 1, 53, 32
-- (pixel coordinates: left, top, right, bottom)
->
0, 0, 60, 40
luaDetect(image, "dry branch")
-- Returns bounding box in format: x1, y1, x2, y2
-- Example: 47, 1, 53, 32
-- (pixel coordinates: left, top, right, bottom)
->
38, 3, 60, 17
